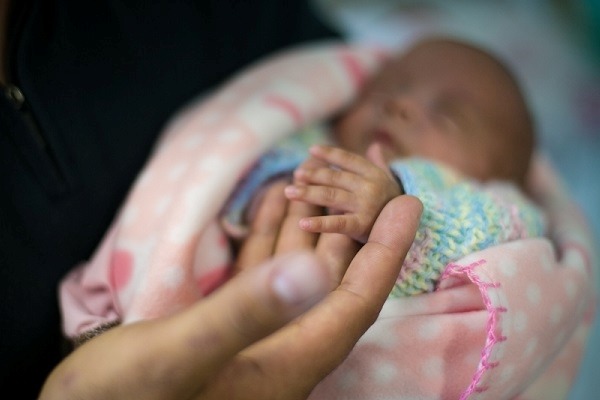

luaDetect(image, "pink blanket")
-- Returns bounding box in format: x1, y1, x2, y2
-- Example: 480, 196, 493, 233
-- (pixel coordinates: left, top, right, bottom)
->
60, 42, 597, 399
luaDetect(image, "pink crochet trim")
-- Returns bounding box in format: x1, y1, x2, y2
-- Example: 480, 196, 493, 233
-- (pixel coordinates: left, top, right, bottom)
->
440, 259, 507, 400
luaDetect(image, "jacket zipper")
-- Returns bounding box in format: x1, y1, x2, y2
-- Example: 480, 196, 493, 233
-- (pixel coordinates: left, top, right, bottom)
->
2, 81, 69, 194
2, 0, 68, 194
3, 83, 50, 152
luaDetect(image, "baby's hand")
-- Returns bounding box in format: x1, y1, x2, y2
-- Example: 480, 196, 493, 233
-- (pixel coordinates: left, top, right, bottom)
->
284, 145, 402, 243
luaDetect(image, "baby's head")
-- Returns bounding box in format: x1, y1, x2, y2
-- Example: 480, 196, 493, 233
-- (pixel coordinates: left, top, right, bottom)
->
334, 37, 535, 186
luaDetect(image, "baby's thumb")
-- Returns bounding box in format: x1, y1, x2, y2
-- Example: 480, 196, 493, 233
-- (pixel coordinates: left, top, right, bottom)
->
366, 142, 392, 176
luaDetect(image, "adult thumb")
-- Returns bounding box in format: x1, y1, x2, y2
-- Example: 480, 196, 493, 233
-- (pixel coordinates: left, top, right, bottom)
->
164, 251, 331, 376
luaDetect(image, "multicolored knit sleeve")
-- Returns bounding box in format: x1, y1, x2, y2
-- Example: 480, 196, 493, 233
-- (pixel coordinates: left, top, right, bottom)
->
220, 124, 330, 237
389, 158, 547, 297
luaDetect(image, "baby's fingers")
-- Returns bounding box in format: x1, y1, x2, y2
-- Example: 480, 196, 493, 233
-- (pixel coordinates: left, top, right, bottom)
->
299, 215, 362, 237
284, 184, 356, 212
308, 145, 374, 176
293, 165, 361, 192
296, 154, 328, 173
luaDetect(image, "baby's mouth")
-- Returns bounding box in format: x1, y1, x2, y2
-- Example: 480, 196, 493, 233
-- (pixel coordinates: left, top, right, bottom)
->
372, 128, 399, 153
372, 128, 393, 145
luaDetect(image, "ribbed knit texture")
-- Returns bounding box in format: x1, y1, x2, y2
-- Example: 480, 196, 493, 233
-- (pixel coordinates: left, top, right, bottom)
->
390, 158, 546, 296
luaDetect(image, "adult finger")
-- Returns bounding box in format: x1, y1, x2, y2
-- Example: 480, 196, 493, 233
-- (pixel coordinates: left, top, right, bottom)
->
316, 232, 360, 288
273, 199, 321, 254
340, 195, 422, 315
235, 180, 288, 272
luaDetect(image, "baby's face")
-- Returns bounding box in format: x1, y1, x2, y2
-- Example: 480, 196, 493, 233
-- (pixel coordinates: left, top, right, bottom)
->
334, 39, 531, 183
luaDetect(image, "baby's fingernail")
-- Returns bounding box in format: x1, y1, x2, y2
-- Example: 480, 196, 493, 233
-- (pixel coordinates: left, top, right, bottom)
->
298, 218, 311, 230
284, 185, 299, 197
309, 145, 324, 155
293, 168, 307, 179
272, 253, 328, 306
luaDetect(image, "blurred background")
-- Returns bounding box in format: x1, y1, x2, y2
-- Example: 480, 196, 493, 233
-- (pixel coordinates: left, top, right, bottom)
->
311, 0, 600, 398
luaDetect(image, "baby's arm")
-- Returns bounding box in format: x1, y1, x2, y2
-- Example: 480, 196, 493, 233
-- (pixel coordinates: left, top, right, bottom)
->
284, 145, 402, 243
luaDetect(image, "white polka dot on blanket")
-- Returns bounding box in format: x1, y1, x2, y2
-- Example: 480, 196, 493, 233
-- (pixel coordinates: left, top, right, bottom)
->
121, 206, 138, 227
372, 362, 398, 384
182, 185, 204, 207
421, 356, 444, 378
196, 155, 222, 171
526, 283, 542, 305
167, 163, 187, 181
183, 134, 205, 150
162, 265, 185, 288
498, 257, 518, 277
513, 310, 528, 333
564, 249, 587, 271
153, 195, 172, 216
168, 223, 190, 244
218, 128, 246, 143
460, 315, 485, 332
418, 320, 442, 340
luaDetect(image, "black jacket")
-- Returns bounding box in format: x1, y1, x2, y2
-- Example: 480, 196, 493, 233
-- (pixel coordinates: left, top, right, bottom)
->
0, 0, 338, 396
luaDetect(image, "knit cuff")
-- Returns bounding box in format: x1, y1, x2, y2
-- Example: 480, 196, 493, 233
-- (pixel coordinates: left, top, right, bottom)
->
388, 157, 546, 297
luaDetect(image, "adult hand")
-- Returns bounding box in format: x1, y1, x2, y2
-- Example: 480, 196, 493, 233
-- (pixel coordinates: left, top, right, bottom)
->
40, 249, 332, 400
227, 185, 423, 399
40, 188, 422, 400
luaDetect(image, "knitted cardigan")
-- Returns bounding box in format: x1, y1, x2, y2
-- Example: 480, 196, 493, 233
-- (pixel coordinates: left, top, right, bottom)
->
220, 126, 547, 296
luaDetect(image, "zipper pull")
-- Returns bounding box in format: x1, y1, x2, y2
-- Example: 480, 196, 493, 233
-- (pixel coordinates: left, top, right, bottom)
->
4, 84, 25, 109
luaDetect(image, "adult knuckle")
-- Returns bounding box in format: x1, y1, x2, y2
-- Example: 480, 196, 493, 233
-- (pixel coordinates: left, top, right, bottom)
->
227, 296, 265, 342
338, 284, 379, 324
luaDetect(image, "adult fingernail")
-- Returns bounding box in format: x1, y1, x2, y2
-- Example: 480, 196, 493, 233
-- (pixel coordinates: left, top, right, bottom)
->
272, 253, 328, 307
